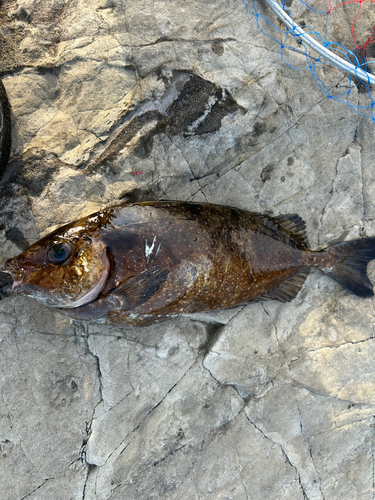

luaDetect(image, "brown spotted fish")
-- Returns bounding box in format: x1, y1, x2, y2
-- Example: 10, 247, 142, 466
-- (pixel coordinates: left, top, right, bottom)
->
4, 201, 375, 326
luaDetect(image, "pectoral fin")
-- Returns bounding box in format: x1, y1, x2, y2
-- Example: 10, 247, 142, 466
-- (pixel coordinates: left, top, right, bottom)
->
113, 265, 169, 310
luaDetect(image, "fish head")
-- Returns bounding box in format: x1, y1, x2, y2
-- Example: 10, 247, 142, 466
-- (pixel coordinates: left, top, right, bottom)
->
4, 223, 110, 308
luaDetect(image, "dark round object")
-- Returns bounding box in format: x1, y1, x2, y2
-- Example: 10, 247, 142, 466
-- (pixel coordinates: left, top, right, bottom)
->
0, 79, 11, 179
0, 271, 13, 300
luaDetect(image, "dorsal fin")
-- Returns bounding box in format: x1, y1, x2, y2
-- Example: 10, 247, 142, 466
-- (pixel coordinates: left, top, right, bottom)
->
272, 214, 309, 250
258, 268, 310, 303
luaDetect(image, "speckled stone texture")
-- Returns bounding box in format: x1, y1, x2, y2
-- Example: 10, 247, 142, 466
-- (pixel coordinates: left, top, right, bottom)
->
1, 0, 375, 499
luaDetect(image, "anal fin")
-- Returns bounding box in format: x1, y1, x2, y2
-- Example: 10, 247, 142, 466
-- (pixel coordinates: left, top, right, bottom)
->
258, 268, 310, 303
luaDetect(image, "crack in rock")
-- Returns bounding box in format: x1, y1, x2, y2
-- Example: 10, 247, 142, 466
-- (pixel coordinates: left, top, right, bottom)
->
319, 142, 364, 245
244, 413, 310, 499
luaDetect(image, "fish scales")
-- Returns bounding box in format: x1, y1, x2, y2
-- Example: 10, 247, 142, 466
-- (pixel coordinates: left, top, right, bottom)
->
4, 201, 375, 326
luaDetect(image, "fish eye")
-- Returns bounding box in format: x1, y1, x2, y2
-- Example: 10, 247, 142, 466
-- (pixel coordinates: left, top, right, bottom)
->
46, 242, 72, 265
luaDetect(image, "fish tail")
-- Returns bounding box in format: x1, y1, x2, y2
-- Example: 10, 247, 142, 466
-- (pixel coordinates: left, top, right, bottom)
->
321, 237, 375, 297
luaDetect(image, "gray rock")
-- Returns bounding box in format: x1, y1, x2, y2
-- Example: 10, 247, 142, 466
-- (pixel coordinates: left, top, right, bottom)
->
0, 297, 99, 499
204, 304, 285, 398
85, 318, 207, 466
0, 0, 375, 498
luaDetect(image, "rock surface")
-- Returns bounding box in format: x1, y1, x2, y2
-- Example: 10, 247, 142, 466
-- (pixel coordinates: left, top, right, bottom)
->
1, 0, 375, 499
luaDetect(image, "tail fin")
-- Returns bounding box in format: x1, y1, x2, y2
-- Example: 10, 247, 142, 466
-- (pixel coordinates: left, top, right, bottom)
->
322, 237, 375, 297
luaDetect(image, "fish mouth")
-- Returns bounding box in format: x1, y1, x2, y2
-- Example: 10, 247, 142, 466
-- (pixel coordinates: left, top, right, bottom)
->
4, 262, 53, 301
3, 262, 28, 292
0, 261, 25, 299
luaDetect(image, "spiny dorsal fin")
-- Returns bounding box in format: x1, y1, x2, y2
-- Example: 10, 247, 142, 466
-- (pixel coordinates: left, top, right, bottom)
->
258, 268, 310, 303
273, 214, 309, 250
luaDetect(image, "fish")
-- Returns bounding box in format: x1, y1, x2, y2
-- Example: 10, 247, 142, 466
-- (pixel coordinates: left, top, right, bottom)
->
4, 201, 375, 327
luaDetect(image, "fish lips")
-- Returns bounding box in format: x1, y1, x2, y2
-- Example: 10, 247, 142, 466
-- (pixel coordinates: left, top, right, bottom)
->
3, 261, 26, 291
3, 261, 40, 301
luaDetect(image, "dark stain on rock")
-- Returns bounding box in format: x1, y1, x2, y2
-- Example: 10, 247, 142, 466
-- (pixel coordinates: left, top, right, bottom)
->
93, 110, 162, 166
11, 6, 32, 23
25, 1, 65, 26
164, 74, 239, 136
165, 74, 216, 135
233, 120, 267, 154
269, 125, 277, 134
133, 127, 159, 158
261, 164, 275, 182
0, 79, 11, 180
364, 42, 375, 62
253, 121, 266, 137
287, 157, 294, 166
234, 131, 258, 153
0, 272, 13, 300
86, 71, 242, 171
12, 150, 61, 196
70, 379, 78, 391
97, 0, 117, 10
119, 186, 153, 203
0, 1, 66, 71
48, 374, 80, 407
0, 439, 12, 457
6, 227, 29, 250
211, 41, 224, 56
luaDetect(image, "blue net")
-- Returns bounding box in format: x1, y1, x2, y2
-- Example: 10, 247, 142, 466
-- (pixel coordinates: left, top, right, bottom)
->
244, 0, 375, 122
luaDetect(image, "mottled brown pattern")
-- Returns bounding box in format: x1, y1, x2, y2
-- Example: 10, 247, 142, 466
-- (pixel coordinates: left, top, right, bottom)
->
4, 201, 372, 326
